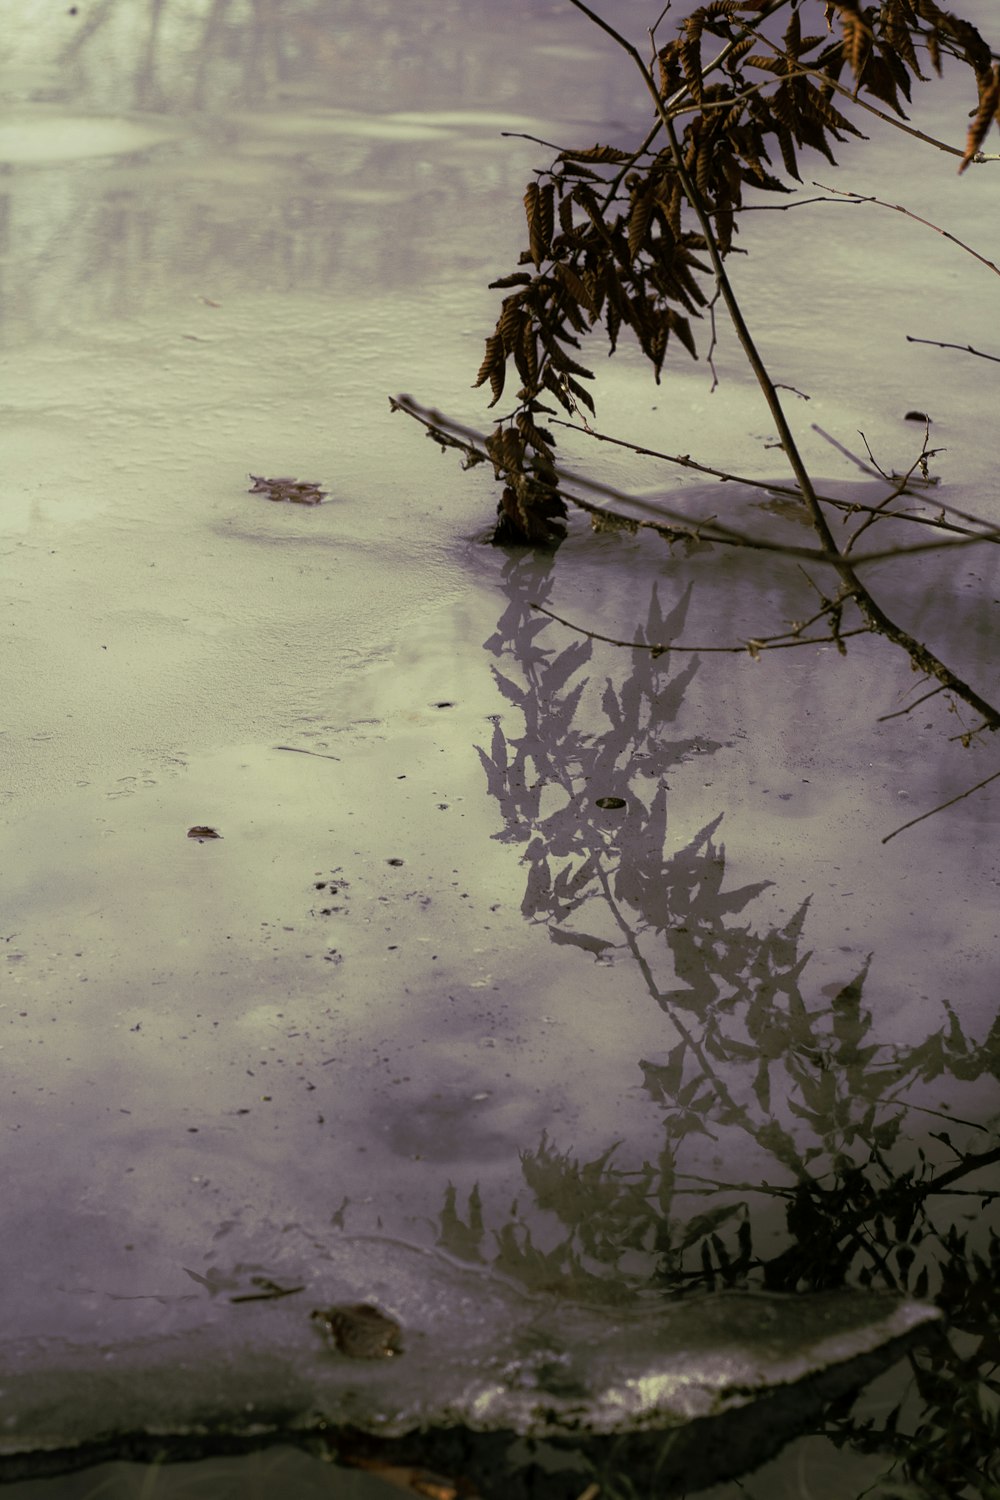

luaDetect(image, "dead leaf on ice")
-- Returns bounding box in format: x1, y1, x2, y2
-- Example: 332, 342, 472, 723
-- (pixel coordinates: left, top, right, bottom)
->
248, 474, 327, 505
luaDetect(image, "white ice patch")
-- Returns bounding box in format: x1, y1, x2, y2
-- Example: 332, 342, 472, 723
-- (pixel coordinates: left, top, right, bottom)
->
0, 111, 179, 163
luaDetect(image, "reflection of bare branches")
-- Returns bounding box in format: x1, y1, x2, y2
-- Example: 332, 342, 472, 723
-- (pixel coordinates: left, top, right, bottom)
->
907, 334, 1000, 365
882, 765, 1000, 844
877, 684, 949, 723
531, 599, 869, 659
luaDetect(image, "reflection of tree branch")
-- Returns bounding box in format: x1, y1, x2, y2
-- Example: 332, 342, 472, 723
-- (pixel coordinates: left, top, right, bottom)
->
423, 528, 999, 1483
906, 334, 1000, 364
878, 685, 949, 723
882, 765, 1000, 844
531, 600, 869, 659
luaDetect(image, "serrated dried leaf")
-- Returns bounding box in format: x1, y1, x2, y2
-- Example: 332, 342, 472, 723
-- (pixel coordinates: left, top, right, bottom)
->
488, 272, 533, 289
680, 27, 704, 104
558, 143, 635, 164
499, 296, 524, 352
524, 180, 554, 266
564, 375, 596, 415
553, 260, 597, 316
248, 475, 327, 505
473, 333, 506, 406
627, 185, 655, 261
959, 62, 1000, 173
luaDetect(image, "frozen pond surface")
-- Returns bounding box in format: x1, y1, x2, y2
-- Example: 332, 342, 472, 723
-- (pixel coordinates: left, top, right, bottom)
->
2, 1, 999, 1496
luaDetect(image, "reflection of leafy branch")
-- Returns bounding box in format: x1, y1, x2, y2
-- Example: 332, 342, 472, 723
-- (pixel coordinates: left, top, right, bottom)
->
444, 555, 1000, 1495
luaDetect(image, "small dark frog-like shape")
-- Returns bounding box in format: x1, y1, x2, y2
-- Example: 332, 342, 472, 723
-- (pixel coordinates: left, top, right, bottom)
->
311, 1302, 403, 1359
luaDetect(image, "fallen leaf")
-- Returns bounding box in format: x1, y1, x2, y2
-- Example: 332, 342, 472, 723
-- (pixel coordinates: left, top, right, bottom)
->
248, 474, 327, 505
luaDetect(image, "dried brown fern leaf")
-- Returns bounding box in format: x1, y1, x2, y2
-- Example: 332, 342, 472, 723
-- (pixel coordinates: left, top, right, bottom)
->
872, 35, 915, 104
647, 211, 677, 270
485, 425, 523, 478
667, 307, 699, 360
627, 182, 657, 261
722, 33, 759, 71
513, 319, 539, 389
473, 332, 506, 407
799, 82, 867, 136
657, 39, 685, 99
524, 181, 554, 268
775, 121, 801, 179
549, 280, 590, 336
584, 267, 606, 320
744, 53, 787, 74
646, 321, 669, 381
553, 260, 598, 317
882, 0, 924, 78
858, 53, 908, 114
833, 2, 874, 82
765, 86, 807, 176
667, 243, 712, 306
596, 261, 627, 353
515, 409, 556, 459
699, 0, 752, 26
695, 136, 715, 200
729, 122, 789, 191
541, 365, 578, 414
499, 296, 525, 353
558, 144, 635, 164
605, 294, 622, 353
544, 342, 595, 381
563, 375, 597, 415
653, 168, 684, 239
569, 183, 616, 243
792, 107, 841, 163
541, 194, 557, 262
681, 24, 705, 104
958, 62, 1000, 173
554, 161, 602, 182
915, 0, 991, 75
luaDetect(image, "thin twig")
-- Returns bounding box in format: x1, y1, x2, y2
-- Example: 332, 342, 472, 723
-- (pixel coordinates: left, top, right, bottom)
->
811, 425, 882, 479
845, 438, 933, 553
906, 334, 1000, 364
882, 767, 1000, 843
813, 182, 1000, 278
877, 685, 948, 723
530, 600, 868, 657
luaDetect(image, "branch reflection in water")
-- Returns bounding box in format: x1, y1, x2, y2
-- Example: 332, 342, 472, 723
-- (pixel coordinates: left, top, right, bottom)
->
405, 553, 998, 1496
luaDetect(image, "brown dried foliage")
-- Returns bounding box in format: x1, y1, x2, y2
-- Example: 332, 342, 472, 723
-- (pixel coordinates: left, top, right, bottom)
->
959, 62, 1000, 174
470, 0, 992, 545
